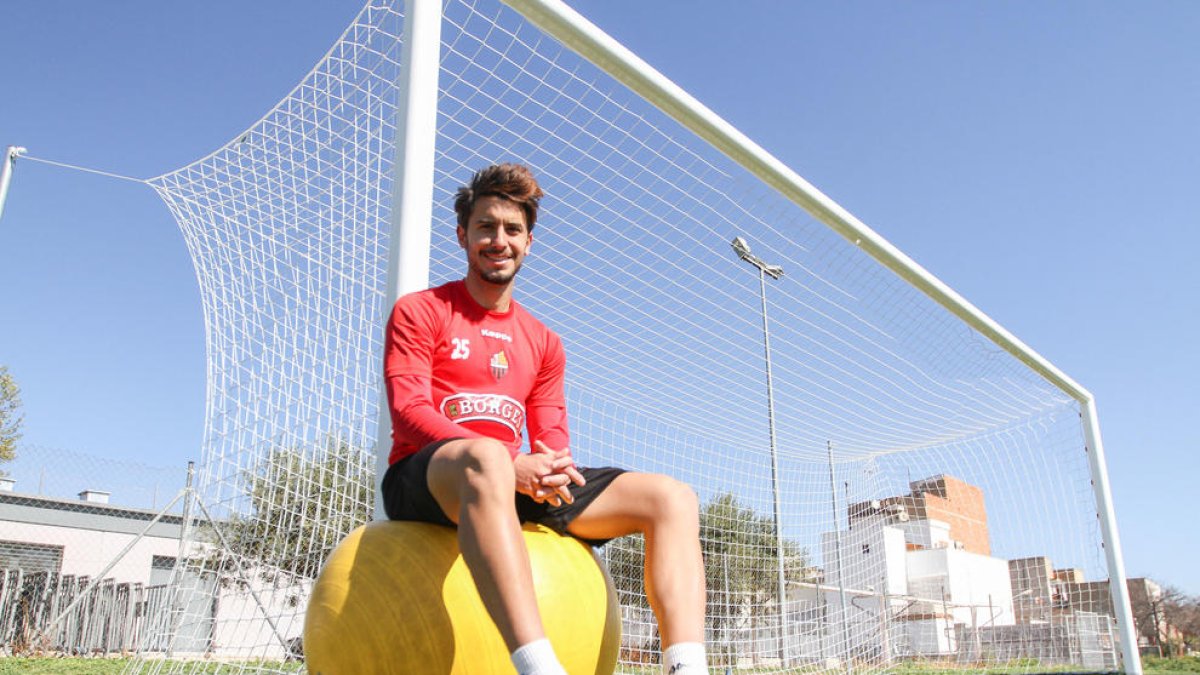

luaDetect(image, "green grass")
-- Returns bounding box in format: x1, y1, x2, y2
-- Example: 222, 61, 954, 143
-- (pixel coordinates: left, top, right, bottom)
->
1144, 655, 1200, 675
1, 656, 1195, 674
882, 659, 1078, 674
0, 657, 129, 675
0, 657, 305, 674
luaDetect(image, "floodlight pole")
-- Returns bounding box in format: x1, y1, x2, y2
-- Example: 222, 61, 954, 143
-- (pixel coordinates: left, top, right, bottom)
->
759, 264, 789, 665
731, 236, 787, 664
828, 441, 853, 674
0, 146, 27, 222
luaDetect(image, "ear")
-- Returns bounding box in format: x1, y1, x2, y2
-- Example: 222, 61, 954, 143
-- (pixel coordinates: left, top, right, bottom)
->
526, 230, 534, 254
456, 224, 467, 250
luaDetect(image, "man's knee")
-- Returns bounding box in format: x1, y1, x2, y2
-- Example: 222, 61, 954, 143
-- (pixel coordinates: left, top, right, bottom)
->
448, 438, 515, 493
426, 439, 515, 521
649, 475, 699, 526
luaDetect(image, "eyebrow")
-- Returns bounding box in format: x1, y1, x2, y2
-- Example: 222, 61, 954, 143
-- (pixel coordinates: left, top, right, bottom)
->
473, 215, 526, 228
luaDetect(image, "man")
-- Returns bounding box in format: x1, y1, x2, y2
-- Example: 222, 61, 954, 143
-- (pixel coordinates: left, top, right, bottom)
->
382, 163, 708, 675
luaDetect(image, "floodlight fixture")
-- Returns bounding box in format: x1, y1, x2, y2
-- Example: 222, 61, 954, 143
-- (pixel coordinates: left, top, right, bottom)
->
729, 236, 784, 280
731, 235, 752, 260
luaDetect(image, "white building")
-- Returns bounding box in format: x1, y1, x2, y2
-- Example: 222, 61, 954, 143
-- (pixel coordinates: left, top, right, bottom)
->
0, 486, 184, 585
0, 483, 302, 658
812, 512, 1015, 660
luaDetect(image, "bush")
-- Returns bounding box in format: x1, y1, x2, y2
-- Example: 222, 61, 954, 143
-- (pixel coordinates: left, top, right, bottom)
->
1144, 655, 1200, 674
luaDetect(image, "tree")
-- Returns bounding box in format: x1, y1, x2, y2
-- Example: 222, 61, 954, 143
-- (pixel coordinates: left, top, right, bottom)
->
604, 492, 809, 664
1159, 585, 1200, 653
0, 365, 23, 465
209, 436, 373, 580
700, 492, 809, 656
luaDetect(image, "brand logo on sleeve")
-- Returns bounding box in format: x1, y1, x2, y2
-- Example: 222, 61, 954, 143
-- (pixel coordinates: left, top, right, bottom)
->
441, 393, 525, 439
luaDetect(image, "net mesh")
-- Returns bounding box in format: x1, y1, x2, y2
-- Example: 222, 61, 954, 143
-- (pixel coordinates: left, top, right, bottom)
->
120, 0, 1120, 672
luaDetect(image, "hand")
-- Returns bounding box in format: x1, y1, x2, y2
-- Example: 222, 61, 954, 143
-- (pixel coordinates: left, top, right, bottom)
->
513, 450, 575, 506
532, 440, 586, 490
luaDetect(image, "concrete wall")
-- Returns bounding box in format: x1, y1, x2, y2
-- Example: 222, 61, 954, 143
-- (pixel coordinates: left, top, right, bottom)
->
904, 547, 1015, 656
0, 492, 185, 585
820, 518, 908, 596
907, 548, 1015, 627
0, 519, 181, 584
210, 574, 310, 658
899, 518, 951, 551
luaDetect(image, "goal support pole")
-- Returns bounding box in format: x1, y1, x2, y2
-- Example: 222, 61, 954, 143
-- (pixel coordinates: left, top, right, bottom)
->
501, 1, 1142, 672
1081, 397, 1141, 672
374, 0, 443, 520
0, 146, 27, 223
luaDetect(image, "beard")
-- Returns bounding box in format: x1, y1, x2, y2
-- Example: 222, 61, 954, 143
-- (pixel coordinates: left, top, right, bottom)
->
472, 257, 523, 286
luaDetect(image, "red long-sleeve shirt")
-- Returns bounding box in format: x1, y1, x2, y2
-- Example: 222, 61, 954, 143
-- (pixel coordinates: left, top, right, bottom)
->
384, 280, 569, 464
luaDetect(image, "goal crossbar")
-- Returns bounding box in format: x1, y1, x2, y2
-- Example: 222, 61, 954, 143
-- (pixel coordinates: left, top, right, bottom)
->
500, 0, 1139, 671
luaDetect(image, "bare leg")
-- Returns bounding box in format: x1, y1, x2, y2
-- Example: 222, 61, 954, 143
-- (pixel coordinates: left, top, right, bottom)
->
565, 473, 706, 645
426, 438, 544, 651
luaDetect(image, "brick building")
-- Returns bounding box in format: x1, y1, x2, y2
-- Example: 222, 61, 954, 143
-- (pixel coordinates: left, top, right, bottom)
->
1060, 575, 1181, 653
1008, 555, 1179, 655
849, 474, 991, 555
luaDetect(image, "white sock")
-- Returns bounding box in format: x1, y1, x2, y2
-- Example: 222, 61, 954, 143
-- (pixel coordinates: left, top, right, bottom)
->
511, 638, 567, 675
663, 641, 708, 674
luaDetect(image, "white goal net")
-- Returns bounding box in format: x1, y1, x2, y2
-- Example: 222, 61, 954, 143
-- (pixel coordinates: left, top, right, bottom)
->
125, 0, 1129, 673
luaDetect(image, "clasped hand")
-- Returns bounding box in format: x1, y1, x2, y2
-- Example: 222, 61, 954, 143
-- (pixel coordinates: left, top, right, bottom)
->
514, 440, 586, 507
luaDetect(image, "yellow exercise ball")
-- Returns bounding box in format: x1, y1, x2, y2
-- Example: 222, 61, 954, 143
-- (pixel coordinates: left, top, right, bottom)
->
305, 520, 621, 675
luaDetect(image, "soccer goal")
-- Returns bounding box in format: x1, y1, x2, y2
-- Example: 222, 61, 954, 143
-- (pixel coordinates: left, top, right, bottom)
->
128, 0, 1140, 673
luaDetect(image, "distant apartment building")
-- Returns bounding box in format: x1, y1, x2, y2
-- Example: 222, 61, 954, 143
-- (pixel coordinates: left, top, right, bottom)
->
814, 474, 1014, 659
1009, 556, 1058, 624
800, 473, 1122, 671
848, 474, 991, 556
1009, 555, 1179, 655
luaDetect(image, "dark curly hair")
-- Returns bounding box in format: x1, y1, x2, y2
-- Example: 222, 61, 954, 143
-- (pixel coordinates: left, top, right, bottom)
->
454, 163, 544, 232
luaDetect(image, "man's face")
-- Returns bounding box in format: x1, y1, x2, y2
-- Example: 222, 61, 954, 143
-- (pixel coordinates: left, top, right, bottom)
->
457, 195, 532, 287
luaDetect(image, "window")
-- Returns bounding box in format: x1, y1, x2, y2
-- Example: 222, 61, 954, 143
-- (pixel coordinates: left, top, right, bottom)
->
0, 540, 64, 574
149, 555, 177, 587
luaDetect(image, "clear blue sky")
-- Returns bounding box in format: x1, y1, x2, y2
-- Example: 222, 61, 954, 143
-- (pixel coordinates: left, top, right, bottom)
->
1, 2, 1196, 594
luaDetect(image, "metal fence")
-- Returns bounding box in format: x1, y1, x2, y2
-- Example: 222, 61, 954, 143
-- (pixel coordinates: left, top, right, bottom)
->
0, 445, 190, 655
618, 592, 1120, 671
0, 446, 1129, 669
956, 611, 1119, 671
2, 444, 186, 513
0, 567, 172, 654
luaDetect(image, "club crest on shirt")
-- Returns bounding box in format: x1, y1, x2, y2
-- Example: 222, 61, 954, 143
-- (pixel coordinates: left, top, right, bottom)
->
489, 350, 509, 380
441, 392, 525, 440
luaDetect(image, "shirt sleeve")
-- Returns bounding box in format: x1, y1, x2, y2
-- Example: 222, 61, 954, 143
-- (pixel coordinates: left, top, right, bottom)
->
526, 331, 570, 454
387, 373, 484, 447
384, 294, 485, 451
384, 294, 439, 379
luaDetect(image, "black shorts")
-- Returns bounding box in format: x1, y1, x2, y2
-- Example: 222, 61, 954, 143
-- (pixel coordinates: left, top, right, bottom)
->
381, 439, 627, 547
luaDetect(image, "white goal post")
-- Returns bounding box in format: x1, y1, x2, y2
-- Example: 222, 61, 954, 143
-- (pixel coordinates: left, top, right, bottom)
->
386, 0, 1139, 671
127, 0, 1143, 672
